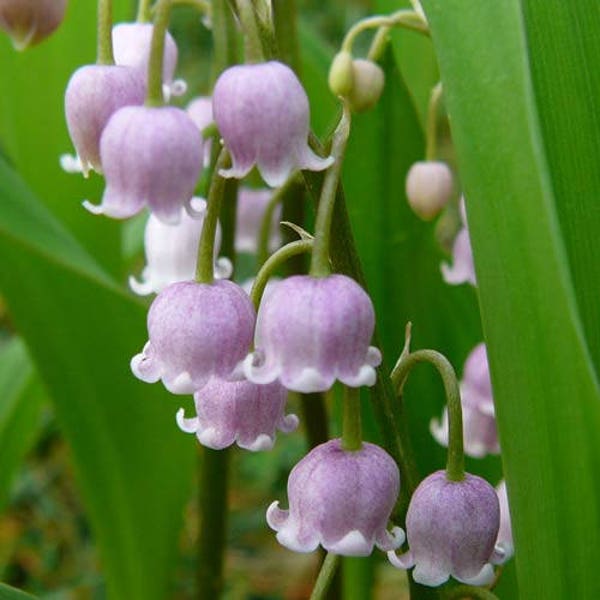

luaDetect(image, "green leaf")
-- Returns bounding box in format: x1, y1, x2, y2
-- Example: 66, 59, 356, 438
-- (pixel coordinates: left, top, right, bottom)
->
0, 158, 195, 600
0, 583, 37, 600
421, 0, 600, 597
0, 0, 136, 277
0, 338, 46, 513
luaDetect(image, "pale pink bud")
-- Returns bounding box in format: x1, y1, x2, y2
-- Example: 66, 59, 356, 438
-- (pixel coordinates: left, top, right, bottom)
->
406, 161, 454, 221
347, 59, 385, 113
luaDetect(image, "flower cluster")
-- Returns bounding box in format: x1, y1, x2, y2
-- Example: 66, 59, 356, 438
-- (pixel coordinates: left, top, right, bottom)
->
58, 3, 515, 594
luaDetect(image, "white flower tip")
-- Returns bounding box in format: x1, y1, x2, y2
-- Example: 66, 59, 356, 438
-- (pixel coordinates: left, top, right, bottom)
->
492, 543, 510, 564
387, 526, 406, 549
279, 413, 300, 434
286, 367, 332, 393
245, 434, 275, 452
197, 427, 228, 450
266, 500, 288, 530
164, 371, 196, 395
243, 353, 278, 385
387, 549, 415, 571
326, 530, 371, 557
215, 257, 233, 279
128, 274, 155, 296
458, 563, 495, 586
429, 415, 449, 447
59, 153, 84, 174
186, 197, 208, 219
130, 351, 160, 384
82, 199, 104, 215
176, 407, 199, 434
170, 79, 188, 97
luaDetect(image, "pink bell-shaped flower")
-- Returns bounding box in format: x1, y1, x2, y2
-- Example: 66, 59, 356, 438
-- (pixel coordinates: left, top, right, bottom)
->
441, 197, 476, 286
112, 22, 178, 86
65, 65, 145, 176
244, 274, 382, 393
496, 480, 514, 560
213, 61, 334, 187
129, 198, 231, 296
0, 0, 67, 49
187, 96, 213, 166
430, 343, 500, 458
388, 470, 504, 587
84, 105, 203, 223
235, 187, 281, 254
267, 439, 403, 556
176, 379, 298, 451
131, 280, 255, 394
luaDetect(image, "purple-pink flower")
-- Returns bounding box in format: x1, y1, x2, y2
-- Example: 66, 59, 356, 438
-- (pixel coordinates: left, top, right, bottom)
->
84, 105, 203, 223
176, 379, 298, 451
65, 65, 145, 176
213, 61, 333, 187
388, 470, 503, 586
441, 197, 476, 286
131, 280, 255, 394
244, 274, 381, 393
235, 187, 281, 254
267, 439, 403, 555
496, 480, 514, 560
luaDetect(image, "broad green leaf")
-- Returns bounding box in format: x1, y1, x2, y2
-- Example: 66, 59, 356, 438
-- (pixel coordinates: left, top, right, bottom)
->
0, 583, 37, 600
0, 0, 136, 277
0, 158, 195, 600
421, 1, 600, 597
0, 338, 45, 512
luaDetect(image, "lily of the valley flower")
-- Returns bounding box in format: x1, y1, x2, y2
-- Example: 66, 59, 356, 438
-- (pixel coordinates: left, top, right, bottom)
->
267, 438, 403, 555
406, 161, 454, 221
441, 197, 476, 286
244, 274, 382, 393
131, 280, 255, 394
235, 187, 281, 254
388, 470, 504, 587
213, 61, 333, 187
177, 379, 298, 451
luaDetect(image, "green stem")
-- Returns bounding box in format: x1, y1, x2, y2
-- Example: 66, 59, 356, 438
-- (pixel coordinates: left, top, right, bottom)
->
272, 0, 300, 71
256, 175, 301, 267
196, 149, 231, 284
391, 349, 464, 482
197, 447, 230, 600
145, 0, 172, 106
299, 392, 330, 449
442, 585, 499, 600
341, 10, 429, 55
136, 0, 152, 22
235, 0, 265, 63
425, 82, 443, 161
367, 25, 391, 62
211, 0, 239, 81
310, 553, 340, 600
97, 0, 115, 65
249, 239, 313, 309
342, 386, 362, 451
309, 103, 351, 277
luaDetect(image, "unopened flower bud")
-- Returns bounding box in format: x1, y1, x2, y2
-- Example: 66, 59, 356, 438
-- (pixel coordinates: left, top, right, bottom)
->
347, 59, 385, 113
267, 439, 403, 555
0, 0, 67, 50
328, 51, 354, 97
406, 161, 454, 221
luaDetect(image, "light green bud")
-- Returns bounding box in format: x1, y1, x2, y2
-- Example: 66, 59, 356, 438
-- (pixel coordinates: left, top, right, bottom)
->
328, 51, 355, 97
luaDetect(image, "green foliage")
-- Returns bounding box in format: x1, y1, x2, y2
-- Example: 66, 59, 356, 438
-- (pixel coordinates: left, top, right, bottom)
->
421, 0, 600, 597
0, 158, 195, 599
0, 583, 37, 600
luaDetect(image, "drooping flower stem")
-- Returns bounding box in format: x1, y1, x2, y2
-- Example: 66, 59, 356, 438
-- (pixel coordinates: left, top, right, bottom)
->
340, 10, 428, 55
256, 175, 302, 267
426, 82, 443, 161
309, 553, 340, 600
342, 386, 362, 451
249, 239, 314, 309
197, 447, 230, 600
211, 0, 239, 81
391, 348, 465, 482
136, 0, 152, 22
234, 0, 265, 63
309, 103, 351, 278
145, 0, 172, 107
97, 0, 115, 65
196, 148, 231, 284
